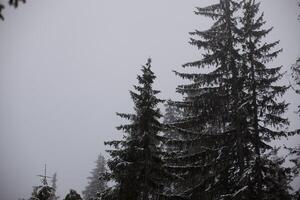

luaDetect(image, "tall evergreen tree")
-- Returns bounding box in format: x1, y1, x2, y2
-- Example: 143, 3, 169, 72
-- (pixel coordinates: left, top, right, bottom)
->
82, 154, 107, 200
167, 0, 295, 199
168, 0, 247, 199
104, 59, 169, 200
239, 1, 294, 198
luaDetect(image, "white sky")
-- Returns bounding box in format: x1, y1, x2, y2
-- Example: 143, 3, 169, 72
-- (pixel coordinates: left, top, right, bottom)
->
0, 0, 299, 199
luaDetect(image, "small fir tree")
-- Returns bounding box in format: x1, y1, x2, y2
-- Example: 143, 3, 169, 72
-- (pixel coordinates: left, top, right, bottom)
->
82, 154, 107, 200
50, 173, 59, 200
29, 180, 56, 200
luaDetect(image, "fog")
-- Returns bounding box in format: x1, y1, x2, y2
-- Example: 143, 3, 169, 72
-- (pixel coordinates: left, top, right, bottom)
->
0, 0, 299, 199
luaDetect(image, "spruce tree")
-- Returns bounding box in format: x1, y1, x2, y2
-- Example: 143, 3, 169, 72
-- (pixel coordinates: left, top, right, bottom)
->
167, 0, 247, 198
167, 0, 295, 199
164, 100, 183, 125
82, 154, 107, 200
104, 58, 169, 200
29, 181, 56, 200
239, 1, 293, 198
64, 190, 83, 200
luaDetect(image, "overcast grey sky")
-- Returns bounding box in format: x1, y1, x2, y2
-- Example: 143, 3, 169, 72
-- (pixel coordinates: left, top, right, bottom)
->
0, 0, 299, 200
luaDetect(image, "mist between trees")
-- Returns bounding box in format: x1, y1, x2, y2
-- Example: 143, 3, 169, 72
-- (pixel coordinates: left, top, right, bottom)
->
2, 0, 300, 200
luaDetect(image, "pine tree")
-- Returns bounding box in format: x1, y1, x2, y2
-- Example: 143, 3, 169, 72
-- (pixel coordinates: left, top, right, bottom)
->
104, 58, 169, 200
82, 154, 107, 200
64, 190, 83, 200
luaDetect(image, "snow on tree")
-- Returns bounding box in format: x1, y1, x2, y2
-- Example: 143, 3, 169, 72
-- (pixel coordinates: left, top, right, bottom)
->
63, 190, 83, 200
291, 58, 300, 115
82, 154, 107, 200
162, 100, 183, 148
238, 1, 296, 198
167, 0, 249, 198
166, 0, 296, 199
29, 178, 56, 200
104, 58, 172, 200
29, 165, 57, 200
286, 145, 300, 194
291, 0, 300, 115
164, 100, 183, 125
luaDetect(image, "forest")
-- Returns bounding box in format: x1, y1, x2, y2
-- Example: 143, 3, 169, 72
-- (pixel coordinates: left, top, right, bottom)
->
1, 0, 300, 200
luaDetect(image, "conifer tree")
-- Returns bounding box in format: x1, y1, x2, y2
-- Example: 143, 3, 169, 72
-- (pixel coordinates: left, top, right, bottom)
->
64, 190, 82, 200
29, 165, 57, 200
167, 0, 247, 198
167, 0, 296, 199
29, 180, 56, 200
104, 58, 169, 200
164, 100, 183, 125
82, 154, 107, 200
239, 1, 294, 198
50, 173, 59, 200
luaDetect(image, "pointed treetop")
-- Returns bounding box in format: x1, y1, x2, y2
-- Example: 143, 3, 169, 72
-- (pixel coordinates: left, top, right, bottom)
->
146, 58, 152, 68
37, 164, 51, 186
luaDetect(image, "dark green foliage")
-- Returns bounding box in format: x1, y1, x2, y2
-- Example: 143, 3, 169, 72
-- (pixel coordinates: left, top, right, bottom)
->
0, 4, 4, 20
292, 58, 300, 115
82, 154, 107, 200
164, 100, 183, 125
239, 2, 293, 198
9, 0, 26, 7
29, 185, 56, 200
105, 58, 170, 200
166, 0, 295, 199
64, 190, 83, 200
168, 1, 248, 198
287, 145, 300, 178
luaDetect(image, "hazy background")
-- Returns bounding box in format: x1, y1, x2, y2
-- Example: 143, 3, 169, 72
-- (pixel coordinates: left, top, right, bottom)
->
0, 0, 299, 199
